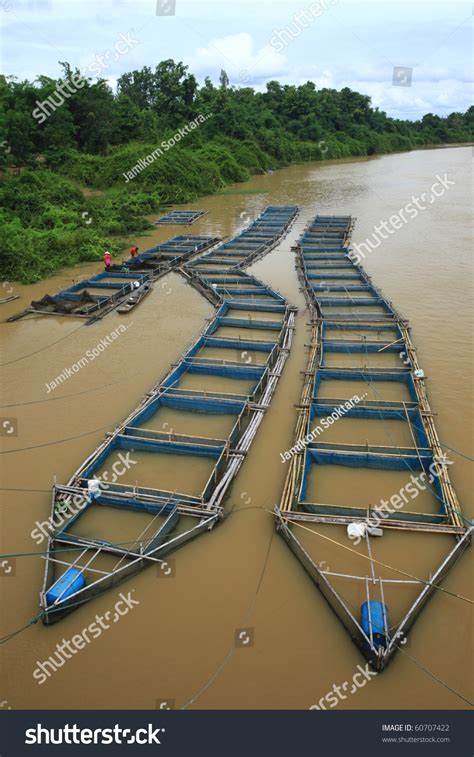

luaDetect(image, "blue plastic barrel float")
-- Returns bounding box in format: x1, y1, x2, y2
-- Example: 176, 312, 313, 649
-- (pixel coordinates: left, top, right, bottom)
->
46, 568, 86, 606
360, 600, 389, 649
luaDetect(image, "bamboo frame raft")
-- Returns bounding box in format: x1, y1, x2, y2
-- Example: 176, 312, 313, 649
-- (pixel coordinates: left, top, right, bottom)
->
7, 235, 221, 325
154, 210, 205, 225
40, 206, 299, 623
275, 214, 471, 671
0, 294, 19, 304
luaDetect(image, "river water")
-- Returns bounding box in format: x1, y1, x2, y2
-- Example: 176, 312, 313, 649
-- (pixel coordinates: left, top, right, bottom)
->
0, 146, 472, 710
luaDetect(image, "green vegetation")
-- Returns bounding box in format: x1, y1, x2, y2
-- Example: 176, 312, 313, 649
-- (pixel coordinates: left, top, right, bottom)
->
0, 61, 472, 283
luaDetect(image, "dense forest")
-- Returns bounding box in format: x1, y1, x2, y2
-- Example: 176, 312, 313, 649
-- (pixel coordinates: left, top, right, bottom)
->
0, 60, 472, 283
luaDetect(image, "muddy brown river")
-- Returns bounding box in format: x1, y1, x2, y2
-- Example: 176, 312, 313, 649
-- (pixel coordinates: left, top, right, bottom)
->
0, 146, 472, 710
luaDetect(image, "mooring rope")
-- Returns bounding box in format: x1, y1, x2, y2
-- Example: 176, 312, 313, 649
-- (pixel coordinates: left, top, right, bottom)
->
181, 512, 276, 709
0, 487, 52, 493
0, 588, 125, 645
0, 422, 115, 454
278, 516, 474, 605
0, 323, 84, 367
395, 645, 473, 707
0, 614, 44, 645
0, 368, 147, 408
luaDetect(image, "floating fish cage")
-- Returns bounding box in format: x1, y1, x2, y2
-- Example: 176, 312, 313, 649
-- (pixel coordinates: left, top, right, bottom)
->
276, 214, 471, 671
40, 206, 299, 623
188, 206, 298, 272
8, 235, 221, 324
155, 210, 205, 225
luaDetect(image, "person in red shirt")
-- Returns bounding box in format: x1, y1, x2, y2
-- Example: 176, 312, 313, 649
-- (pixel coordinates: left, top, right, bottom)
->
104, 251, 112, 271
130, 246, 139, 258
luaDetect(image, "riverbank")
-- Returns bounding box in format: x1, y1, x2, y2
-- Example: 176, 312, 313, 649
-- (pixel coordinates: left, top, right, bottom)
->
1, 137, 471, 286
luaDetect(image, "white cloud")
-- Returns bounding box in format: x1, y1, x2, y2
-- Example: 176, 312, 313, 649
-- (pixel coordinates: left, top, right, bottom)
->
185, 32, 288, 84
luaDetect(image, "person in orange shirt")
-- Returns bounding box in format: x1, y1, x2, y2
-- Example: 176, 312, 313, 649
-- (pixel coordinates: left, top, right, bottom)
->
130, 246, 139, 257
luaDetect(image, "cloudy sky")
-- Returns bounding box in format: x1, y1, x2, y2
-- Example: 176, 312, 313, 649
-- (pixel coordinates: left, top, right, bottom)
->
1, 0, 472, 120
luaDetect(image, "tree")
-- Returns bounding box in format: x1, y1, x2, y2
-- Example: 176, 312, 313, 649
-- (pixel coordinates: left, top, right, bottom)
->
219, 69, 229, 89
5, 109, 38, 163
41, 106, 76, 155
117, 67, 155, 109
